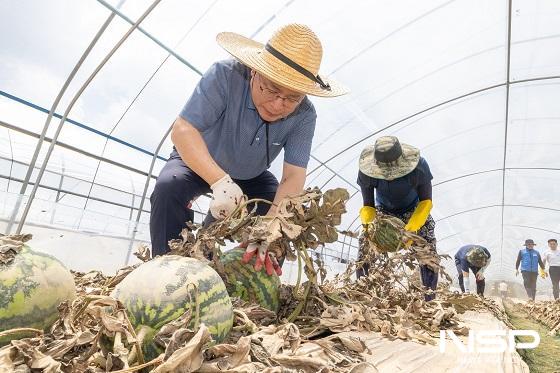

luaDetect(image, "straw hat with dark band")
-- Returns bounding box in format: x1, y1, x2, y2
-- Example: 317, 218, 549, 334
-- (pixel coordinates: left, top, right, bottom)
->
359, 136, 420, 180
217, 24, 348, 97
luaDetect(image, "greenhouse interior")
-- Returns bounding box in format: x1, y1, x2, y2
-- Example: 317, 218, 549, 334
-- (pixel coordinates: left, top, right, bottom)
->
1, 0, 560, 372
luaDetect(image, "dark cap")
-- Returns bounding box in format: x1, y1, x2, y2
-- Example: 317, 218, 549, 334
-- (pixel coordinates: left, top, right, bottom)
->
524, 239, 536, 246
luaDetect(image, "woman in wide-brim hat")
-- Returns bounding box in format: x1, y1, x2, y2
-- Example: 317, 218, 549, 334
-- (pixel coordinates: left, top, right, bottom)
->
356, 136, 438, 301
150, 24, 347, 278
358, 136, 421, 181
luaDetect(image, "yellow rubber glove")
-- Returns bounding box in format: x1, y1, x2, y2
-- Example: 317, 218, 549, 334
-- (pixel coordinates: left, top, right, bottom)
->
404, 199, 433, 232
359, 206, 376, 225
539, 267, 548, 279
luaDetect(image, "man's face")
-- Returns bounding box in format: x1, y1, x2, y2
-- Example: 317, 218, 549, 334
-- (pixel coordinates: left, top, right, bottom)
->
549, 241, 558, 250
526, 243, 535, 250
251, 72, 304, 122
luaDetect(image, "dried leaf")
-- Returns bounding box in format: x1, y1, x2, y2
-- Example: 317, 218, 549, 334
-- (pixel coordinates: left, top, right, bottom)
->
133, 244, 151, 262
29, 350, 62, 373
154, 308, 193, 355
336, 336, 367, 353
0, 346, 17, 372
349, 362, 379, 373
203, 336, 251, 370
152, 324, 212, 373
269, 354, 328, 373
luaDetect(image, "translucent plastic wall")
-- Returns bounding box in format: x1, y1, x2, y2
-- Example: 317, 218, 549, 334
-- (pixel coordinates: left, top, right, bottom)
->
1, 0, 559, 281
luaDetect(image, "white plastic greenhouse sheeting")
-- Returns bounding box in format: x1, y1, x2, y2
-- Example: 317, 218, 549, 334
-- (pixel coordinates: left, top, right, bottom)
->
337, 309, 530, 372
1, 0, 560, 282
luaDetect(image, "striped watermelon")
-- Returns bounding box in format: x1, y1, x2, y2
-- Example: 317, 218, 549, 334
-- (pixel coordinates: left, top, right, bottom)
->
220, 247, 280, 313
111, 255, 233, 358
372, 215, 405, 252
0, 245, 76, 345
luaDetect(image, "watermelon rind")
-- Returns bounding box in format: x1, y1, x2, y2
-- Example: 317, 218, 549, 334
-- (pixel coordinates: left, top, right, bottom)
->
0, 245, 76, 345
219, 247, 281, 313
111, 255, 233, 358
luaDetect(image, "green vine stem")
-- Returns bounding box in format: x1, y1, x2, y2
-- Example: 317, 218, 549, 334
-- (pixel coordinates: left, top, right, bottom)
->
287, 241, 318, 322
287, 278, 312, 323
293, 245, 303, 298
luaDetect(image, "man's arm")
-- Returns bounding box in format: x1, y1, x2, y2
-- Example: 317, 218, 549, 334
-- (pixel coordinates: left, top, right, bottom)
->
538, 252, 545, 269
477, 257, 491, 280
267, 162, 306, 216
171, 116, 225, 185
241, 162, 304, 276
515, 250, 522, 269
405, 181, 432, 232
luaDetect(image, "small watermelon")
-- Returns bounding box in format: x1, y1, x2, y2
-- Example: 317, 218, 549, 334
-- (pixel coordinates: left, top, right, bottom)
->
219, 247, 280, 312
0, 245, 76, 345
111, 255, 233, 359
371, 215, 405, 252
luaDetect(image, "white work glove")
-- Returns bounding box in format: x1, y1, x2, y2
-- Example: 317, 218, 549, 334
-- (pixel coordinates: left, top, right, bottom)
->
209, 174, 244, 219
476, 271, 485, 281
463, 277, 471, 293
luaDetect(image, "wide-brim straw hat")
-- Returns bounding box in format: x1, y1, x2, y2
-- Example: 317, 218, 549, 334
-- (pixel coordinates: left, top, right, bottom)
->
359, 136, 420, 180
216, 24, 348, 97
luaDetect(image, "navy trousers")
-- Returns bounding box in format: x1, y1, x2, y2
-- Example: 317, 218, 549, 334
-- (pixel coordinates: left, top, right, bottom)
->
420, 265, 438, 301
150, 150, 278, 257
521, 271, 538, 300
456, 264, 485, 296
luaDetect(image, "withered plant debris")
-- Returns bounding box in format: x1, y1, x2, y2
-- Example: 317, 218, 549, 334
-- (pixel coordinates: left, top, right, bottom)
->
0, 188, 511, 372
0, 233, 32, 265
520, 300, 560, 336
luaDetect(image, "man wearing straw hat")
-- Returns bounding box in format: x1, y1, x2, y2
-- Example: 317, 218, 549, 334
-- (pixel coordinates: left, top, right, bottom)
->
150, 24, 347, 275
357, 136, 438, 300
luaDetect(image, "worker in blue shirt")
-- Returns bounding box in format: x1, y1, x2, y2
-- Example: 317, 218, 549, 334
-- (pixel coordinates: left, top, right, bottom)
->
357, 136, 437, 300
149, 24, 347, 275
454, 245, 491, 296
515, 239, 546, 301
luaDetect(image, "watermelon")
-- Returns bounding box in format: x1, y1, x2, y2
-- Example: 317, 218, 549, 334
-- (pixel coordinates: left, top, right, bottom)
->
371, 215, 405, 253
0, 245, 76, 345
111, 255, 233, 358
219, 247, 280, 312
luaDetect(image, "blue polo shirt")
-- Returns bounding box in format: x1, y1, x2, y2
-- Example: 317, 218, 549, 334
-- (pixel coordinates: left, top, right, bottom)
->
179, 59, 317, 180
357, 157, 433, 214
454, 244, 491, 272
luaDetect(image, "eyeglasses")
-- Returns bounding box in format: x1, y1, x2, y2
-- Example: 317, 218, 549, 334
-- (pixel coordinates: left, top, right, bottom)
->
254, 74, 304, 107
